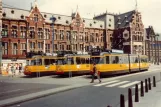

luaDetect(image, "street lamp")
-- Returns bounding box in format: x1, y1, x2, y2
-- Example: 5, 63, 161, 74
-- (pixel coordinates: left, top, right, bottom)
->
50, 15, 56, 54
156, 33, 160, 65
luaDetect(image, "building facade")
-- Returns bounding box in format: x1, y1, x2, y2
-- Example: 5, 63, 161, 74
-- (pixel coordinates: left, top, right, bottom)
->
1, 1, 146, 68
145, 26, 161, 64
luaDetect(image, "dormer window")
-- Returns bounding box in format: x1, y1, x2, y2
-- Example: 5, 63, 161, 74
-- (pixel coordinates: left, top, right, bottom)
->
2, 12, 6, 17
58, 16, 61, 19
11, 10, 14, 14
44, 14, 47, 18
21, 15, 24, 19
66, 20, 69, 24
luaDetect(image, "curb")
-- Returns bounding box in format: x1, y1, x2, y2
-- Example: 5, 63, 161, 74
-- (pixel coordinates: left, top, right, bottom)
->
0, 84, 86, 107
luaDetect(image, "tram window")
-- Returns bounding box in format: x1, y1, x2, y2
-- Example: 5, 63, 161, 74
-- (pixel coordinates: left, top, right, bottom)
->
86, 58, 90, 64
44, 59, 50, 65
31, 60, 36, 65
76, 57, 81, 64
81, 58, 86, 64
135, 57, 139, 63
67, 57, 74, 65
106, 56, 109, 64
36, 59, 42, 65
111, 56, 119, 64
50, 59, 56, 65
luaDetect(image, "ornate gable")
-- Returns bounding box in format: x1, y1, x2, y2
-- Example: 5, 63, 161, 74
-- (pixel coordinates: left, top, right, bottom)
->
26, 3, 45, 23
71, 12, 85, 31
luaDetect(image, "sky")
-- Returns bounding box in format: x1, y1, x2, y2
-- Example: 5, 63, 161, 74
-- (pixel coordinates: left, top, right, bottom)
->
2, 0, 161, 33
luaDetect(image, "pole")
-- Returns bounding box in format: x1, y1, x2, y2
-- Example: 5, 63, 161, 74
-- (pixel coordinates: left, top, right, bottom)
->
50, 16, 56, 54
155, 35, 157, 64
157, 36, 159, 65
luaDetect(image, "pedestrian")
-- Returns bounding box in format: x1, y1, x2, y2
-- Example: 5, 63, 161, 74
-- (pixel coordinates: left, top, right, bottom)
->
90, 62, 101, 83
19, 65, 22, 75
11, 65, 15, 77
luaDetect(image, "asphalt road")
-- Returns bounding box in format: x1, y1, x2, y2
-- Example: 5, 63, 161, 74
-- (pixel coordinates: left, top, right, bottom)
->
0, 82, 65, 100
10, 68, 161, 107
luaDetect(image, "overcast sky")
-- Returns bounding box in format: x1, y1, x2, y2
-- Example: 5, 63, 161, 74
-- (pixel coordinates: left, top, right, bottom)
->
2, 0, 161, 33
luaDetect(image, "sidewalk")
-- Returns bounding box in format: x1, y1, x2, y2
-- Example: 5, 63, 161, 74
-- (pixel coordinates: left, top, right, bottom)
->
125, 81, 161, 107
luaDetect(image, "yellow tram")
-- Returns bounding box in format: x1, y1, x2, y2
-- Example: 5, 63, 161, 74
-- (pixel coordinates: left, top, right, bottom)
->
56, 54, 91, 75
24, 55, 57, 76
91, 52, 150, 76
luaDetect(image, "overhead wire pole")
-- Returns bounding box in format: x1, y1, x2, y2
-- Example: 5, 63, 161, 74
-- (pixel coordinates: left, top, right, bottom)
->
50, 15, 56, 54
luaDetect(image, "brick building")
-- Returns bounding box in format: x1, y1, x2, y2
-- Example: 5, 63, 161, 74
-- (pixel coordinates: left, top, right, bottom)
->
1, 1, 146, 67
145, 26, 161, 64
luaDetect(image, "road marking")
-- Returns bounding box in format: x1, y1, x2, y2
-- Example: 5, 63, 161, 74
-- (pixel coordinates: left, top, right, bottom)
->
132, 82, 152, 89
106, 81, 129, 87
94, 80, 120, 86
0, 89, 23, 95
119, 81, 140, 88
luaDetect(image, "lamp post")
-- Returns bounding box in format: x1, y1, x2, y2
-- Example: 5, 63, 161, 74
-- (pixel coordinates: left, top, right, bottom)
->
156, 33, 160, 65
50, 15, 56, 54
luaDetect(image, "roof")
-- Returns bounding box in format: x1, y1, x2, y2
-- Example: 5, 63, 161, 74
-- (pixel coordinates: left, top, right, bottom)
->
2, 6, 105, 29
114, 10, 135, 28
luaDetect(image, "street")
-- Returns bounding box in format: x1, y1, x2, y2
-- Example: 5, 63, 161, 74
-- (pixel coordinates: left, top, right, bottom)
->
0, 65, 158, 107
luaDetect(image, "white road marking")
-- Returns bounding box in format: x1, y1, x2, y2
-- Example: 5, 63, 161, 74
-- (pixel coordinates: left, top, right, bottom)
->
0, 89, 23, 95
132, 82, 152, 89
119, 81, 140, 88
94, 80, 120, 86
106, 81, 129, 87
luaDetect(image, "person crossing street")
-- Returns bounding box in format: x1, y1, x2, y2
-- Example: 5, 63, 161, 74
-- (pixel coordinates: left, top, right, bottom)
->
90, 63, 101, 83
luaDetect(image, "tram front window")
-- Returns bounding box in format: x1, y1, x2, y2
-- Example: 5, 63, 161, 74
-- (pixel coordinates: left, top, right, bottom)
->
57, 59, 67, 65
29, 59, 42, 65
91, 57, 104, 64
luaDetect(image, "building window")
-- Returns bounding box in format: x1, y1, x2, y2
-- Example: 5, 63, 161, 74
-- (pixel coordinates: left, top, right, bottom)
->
20, 26, 26, 38
101, 36, 103, 42
109, 24, 111, 27
66, 31, 70, 41
38, 42, 43, 49
67, 45, 71, 50
34, 14, 38, 22
11, 10, 14, 14
30, 42, 35, 49
2, 42, 8, 55
54, 44, 57, 50
20, 43, 26, 55
60, 30, 64, 40
45, 44, 50, 53
45, 28, 50, 39
90, 33, 94, 42
12, 43, 18, 55
29, 27, 35, 39
2, 24, 8, 37
11, 26, 17, 38
2, 12, 6, 17
96, 33, 99, 42
21, 15, 24, 19
38, 28, 43, 39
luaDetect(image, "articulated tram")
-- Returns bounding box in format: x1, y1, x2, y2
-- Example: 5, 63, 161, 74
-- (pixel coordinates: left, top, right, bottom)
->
91, 52, 150, 76
56, 54, 91, 75
24, 51, 150, 76
24, 55, 57, 76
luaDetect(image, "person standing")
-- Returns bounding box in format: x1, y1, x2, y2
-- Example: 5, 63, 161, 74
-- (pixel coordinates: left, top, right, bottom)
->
19, 65, 22, 75
11, 65, 15, 77
90, 63, 101, 83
